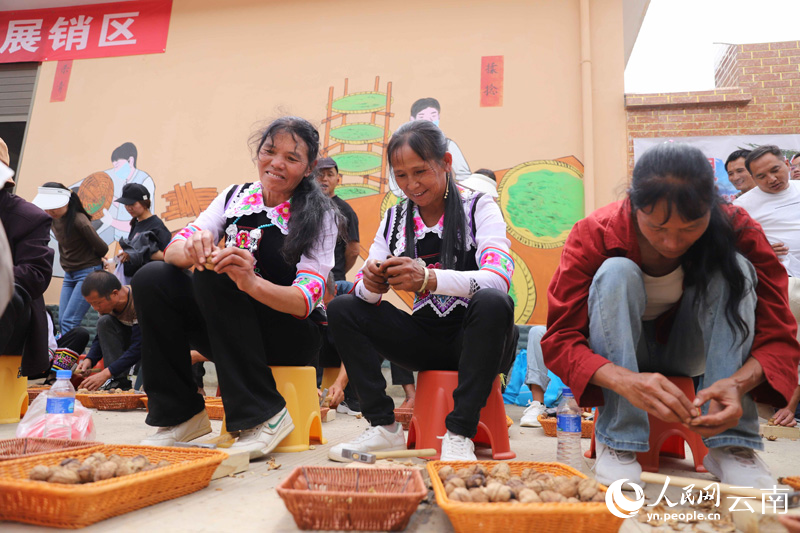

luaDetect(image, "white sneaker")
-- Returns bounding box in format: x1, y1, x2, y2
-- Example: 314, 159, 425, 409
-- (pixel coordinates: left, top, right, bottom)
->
703, 446, 776, 489
440, 431, 476, 461
336, 400, 361, 416
594, 441, 645, 488
229, 407, 294, 460
520, 401, 546, 427
140, 410, 212, 446
328, 422, 406, 462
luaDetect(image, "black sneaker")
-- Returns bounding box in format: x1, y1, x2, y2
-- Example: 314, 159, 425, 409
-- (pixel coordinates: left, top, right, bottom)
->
100, 377, 133, 391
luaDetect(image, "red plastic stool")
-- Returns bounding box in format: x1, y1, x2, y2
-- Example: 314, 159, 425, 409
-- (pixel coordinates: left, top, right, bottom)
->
407, 370, 515, 460
585, 376, 708, 473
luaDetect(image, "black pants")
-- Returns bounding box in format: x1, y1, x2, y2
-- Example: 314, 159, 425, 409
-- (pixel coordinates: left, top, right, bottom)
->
132, 262, 321, 431
0, 285, 31, 355
58, 326, 90, 355
327, 288, 516, 438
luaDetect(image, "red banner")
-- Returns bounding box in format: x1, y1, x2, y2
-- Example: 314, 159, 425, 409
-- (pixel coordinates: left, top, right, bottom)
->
50, 60, 73, 102
0, 0, 172, 64
480, 55, 504, 107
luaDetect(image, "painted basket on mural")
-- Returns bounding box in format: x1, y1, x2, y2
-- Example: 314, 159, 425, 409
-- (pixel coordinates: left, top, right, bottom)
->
0, 444, 226, 529
428, 461, 621, 533
537, 415, 594, 439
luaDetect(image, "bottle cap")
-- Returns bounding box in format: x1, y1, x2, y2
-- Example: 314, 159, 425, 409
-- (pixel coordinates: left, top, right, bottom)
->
56, 369, 72, 379
562, 387, 573, 396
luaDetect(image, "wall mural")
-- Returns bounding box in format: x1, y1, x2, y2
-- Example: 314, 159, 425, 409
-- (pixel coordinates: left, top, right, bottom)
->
54, 78, 586, 326
50, 142, 159, 277
323, 77, 585, 325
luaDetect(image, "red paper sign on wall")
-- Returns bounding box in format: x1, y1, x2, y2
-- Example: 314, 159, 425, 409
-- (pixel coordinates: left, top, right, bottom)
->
50, 60, 72, 102
0, 0, 172, 64
480, 55, 504, 107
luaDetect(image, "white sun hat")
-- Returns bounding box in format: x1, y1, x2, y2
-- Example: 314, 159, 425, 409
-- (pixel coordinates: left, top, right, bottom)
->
32, 186, 71, 210
460, 173, 499, 198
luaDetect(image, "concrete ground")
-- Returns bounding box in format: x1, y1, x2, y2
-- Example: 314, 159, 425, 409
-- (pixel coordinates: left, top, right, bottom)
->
2, 369, 799, 532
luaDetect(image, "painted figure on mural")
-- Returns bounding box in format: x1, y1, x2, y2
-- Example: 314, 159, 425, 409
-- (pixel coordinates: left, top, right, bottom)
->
71, 142, 156, 244
389, 97, 470, 197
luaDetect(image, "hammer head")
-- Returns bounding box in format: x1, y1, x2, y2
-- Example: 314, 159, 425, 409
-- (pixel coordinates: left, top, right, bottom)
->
341, 448, 376, 464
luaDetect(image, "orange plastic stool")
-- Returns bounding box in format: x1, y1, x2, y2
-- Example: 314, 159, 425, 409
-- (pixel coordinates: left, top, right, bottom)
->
407, 370, 515, 460
585, 376, 708, 473
319, 367, 340, 392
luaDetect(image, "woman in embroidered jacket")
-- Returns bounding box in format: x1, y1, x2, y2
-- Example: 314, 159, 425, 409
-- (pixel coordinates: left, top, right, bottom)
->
133, 117, 339, 458
327, 120, 517, 462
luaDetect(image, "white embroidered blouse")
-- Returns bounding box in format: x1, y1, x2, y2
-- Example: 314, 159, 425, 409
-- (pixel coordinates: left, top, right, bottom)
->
354, 187, 514, 317
167, 182, 337, 318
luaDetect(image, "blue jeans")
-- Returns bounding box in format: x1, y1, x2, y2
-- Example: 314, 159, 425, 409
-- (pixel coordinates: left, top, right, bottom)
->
335, 280, 354, 296
59, 264, 103, 335
525, 325, 550, 390
589, 256, 761, 452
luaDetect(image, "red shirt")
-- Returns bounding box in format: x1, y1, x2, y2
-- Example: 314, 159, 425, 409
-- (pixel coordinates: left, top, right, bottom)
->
541, 199, 799, 408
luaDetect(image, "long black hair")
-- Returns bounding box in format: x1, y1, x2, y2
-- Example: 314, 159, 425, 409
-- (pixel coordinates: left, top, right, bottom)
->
249, 117, 342, 264
42, 181, 91, 238
629, 143, 749, 340
386, 120, 466, 269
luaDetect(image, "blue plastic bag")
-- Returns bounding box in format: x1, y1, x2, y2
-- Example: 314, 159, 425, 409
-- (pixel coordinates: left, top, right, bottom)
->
503, 348, 567, 408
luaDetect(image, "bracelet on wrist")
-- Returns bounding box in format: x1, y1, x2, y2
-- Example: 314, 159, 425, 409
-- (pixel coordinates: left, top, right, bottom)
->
418, 264, 430, 293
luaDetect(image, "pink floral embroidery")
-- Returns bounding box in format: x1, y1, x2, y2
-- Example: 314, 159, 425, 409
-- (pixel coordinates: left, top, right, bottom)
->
234, 232, 251, 249
292, 271, 326, 316
276, 201, 291, 220
242, 191, 263, 206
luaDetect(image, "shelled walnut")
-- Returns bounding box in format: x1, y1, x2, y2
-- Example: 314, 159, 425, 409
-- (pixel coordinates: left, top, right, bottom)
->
437, 464, 606, 504
29, 454, 171, 484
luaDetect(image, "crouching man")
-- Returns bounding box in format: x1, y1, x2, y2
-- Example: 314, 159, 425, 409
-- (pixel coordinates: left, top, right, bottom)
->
76, 270, 141, 390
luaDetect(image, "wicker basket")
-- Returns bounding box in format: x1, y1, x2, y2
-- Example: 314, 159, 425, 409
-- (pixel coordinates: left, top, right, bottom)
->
27, 387, 50, 403
781, 476, 800, 491
428, 461, 622, 533
92, 393, 147, 411
205, 397, 224, 420
74, 393, 96, 409
538, 415, 594, 439
0, 444, 226, 529
276, 466, 427, 531
0, 439, 102, 462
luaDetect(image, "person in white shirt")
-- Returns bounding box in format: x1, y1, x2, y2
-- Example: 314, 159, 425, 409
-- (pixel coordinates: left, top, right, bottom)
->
327, 120, 517, 462
790, 153, 800, 181
734, 144, 800, 426
725, 149, 755, 197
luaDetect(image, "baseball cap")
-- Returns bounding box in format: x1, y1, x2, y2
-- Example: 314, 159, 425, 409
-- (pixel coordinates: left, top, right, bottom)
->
32, 186, 71, 210
460, 173, 499, 198
116, 183, 150, 205
317, 157, 338, 172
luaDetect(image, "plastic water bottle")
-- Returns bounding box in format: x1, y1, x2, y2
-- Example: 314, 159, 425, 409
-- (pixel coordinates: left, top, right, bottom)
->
44, 370, 75, 439
556, 387, 583, 470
